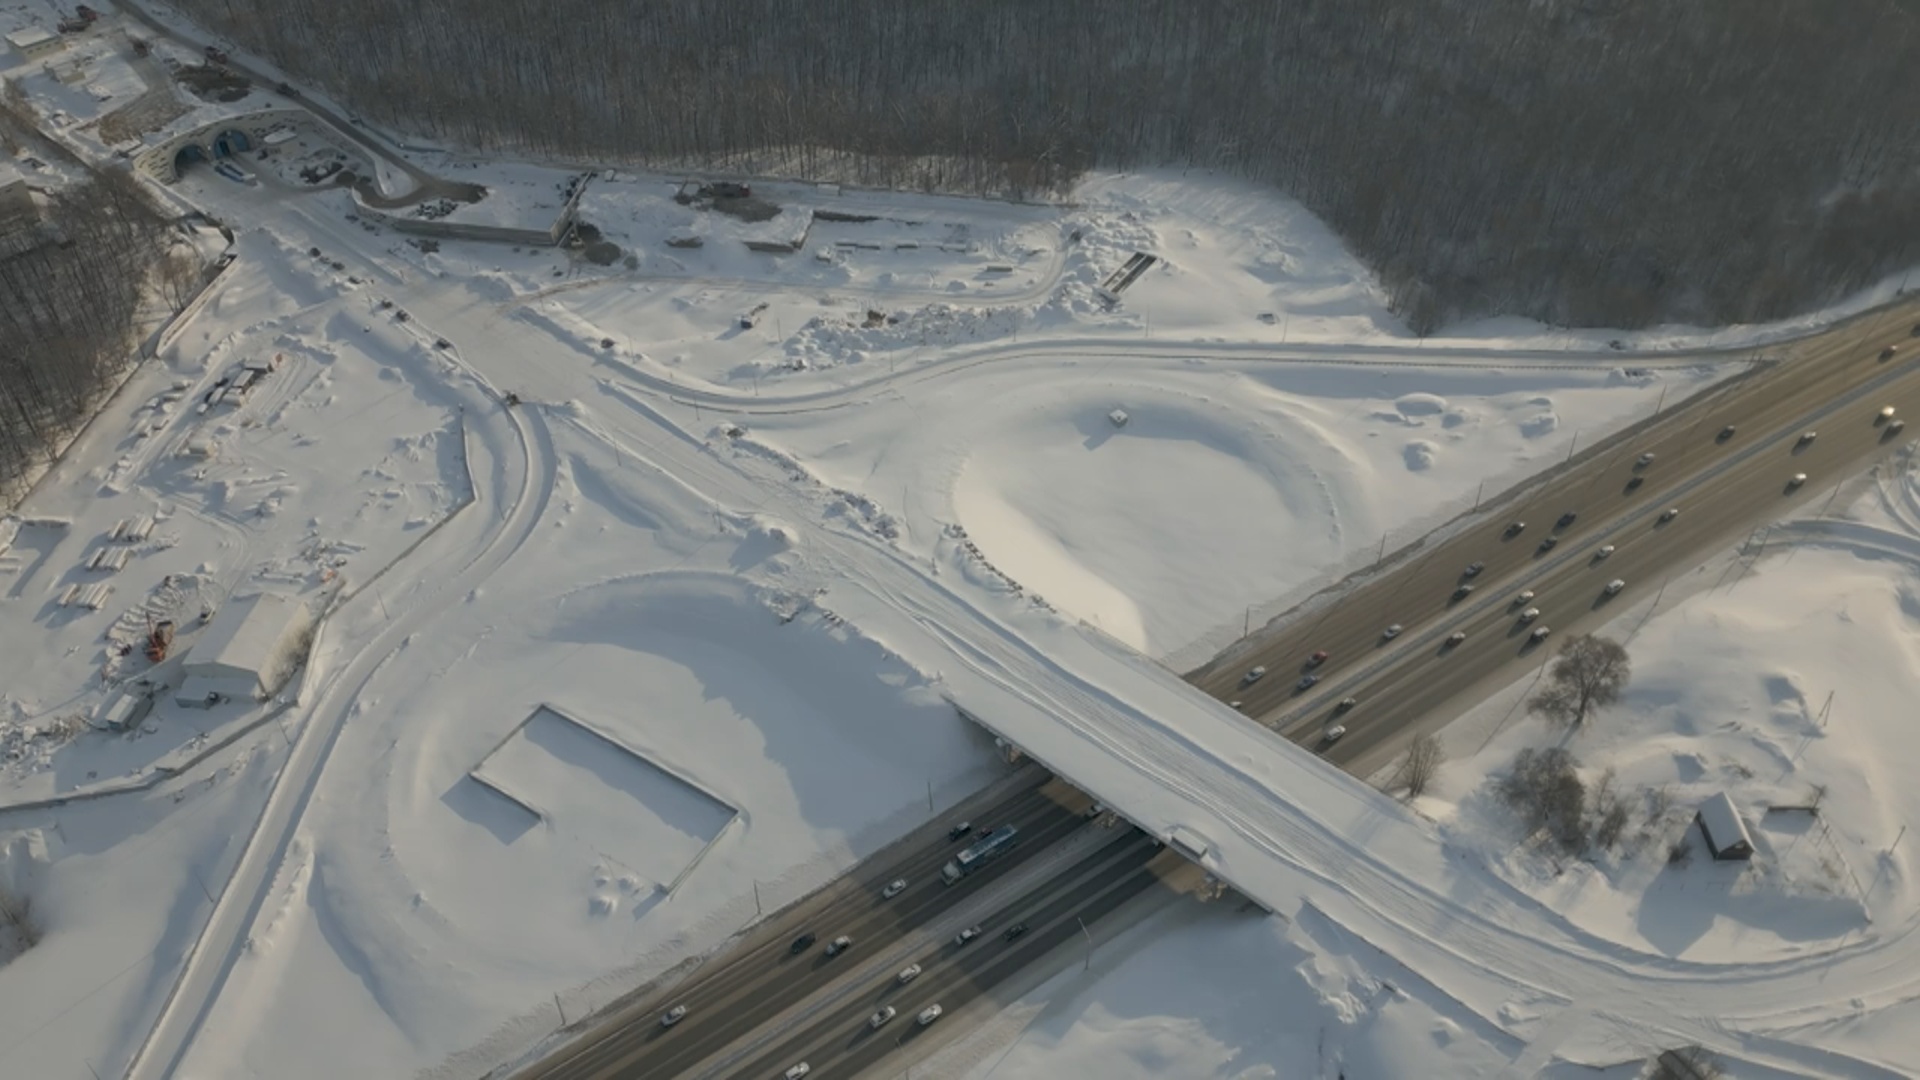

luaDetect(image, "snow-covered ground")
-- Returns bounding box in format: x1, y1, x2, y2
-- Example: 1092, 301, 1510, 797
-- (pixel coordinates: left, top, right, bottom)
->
5, 37, 1920, 1076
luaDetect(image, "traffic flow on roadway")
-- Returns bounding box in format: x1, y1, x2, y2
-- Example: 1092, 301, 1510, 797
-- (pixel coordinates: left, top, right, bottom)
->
1192, 304, 1920, 775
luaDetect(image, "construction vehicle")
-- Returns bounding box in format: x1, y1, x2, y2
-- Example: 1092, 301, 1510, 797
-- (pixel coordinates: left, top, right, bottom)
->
145, 618, 175, 663
204, 45, 229, 65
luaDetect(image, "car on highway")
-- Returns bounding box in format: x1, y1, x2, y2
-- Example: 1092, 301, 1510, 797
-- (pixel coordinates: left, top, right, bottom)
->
1789, 472, 1808, 488
1883, 345, 1900, 360
955, 925, 983, 946
1308, 650, 1329, 667
1890, 420, 1908, 438
948, 821, 973, 842
1446, 630, 1467, 647
1537, 535, 1559, 553
661, 1004, 688, 1027
1228, 700, 1244, 709
1452, 583, 1475, 600
1556, 511, 1578, 528
1799, 430, 1817, 445
1514, 590, 1534, 605
1625, 476, 1644, 491
1295, 674, 1320, 691
1382, 623, 1404, 640
898, 963, 923, 984
1334, 697, 1357, 713
918, 1005, 944, 1026
882, 878, 908, 899
1530, 626, 1552, 643
1519, 607, 1541, 623
1881, 406, 1898, 422
1659, 507, 1680, 523
1004, 923, 1029, 942
1605, 578, 1626, 595
1321, 723, 1347, 745
1594, 544, 1615, 559
1718, 424, 1738, 441
1463, 561, 1485, 578
869, 1006, 897, 1029
826, 935, 853, 957
785, 1064, 811, 1080
1504, 521, 1526, 537
1242, 665, 1267, 685
1636, 452, 1656, 467
790, 933, 817, 954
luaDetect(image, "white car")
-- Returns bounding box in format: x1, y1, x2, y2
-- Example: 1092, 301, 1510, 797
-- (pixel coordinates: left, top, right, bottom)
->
660, 1004, 688, 1027
1321, 723, 1347, 744
1799, 430, 1818, 444
1241, 665, 1267, 685
955, 925, 983, 946
785, 1065, 811, 1080
897, 964, 923, 984
918, 1004, 944, 1026
825, 935, 853, 956
1514, 590, 1535, 605
1594, 544, 1615, 559
1382, 624, 1404, 640
1519, 607, 1540, 624
869, 1006, 897, 1029
882, 879, 908, 899
1446, 631, 1467, 646
1881, 406, 1898, 421
1636, 452, 1656, 466
1604, 579, 1626, 595
1789, 472, 1808, 488
1658, 507, 1679, 523
1530, 626, 1552, 642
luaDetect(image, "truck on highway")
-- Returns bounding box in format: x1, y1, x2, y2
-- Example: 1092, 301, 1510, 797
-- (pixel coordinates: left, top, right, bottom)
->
941, 824, 1017, 884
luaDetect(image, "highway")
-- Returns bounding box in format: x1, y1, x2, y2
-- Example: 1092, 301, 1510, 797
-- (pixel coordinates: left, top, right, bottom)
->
511, 769, 1184, 1080
1190, 299, 1920, 773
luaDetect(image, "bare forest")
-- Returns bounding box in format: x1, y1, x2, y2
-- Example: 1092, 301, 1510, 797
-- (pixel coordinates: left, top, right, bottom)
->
170, 0, 1920, 331
0, 162, 173, 502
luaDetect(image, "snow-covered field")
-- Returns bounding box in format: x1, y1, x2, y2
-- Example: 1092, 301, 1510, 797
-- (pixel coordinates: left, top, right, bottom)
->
6, 29, 1920, 1076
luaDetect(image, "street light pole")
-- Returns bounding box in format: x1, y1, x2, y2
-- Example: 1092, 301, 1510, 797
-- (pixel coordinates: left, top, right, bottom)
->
1078, 917, 1093, 971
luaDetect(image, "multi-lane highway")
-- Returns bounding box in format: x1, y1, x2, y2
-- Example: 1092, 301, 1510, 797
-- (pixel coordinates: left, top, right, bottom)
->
1191, 301, 1920, 773
513, 769, 1186, 1080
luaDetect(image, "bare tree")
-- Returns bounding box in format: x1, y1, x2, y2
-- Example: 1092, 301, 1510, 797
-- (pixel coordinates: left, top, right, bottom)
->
1530, 635, 1631, 728
1500, 747, 1588, 854
1589, 769, 1632, 850
1388, 733, 1445, 798
1650, 1046, 1727, 1080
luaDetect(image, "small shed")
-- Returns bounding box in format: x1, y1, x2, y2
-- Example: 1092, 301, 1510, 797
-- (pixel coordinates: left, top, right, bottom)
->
179, 592, 311, 704
1694, 792, 1754, 861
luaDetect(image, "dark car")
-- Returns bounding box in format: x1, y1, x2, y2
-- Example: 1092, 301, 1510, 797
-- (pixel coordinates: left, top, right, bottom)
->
1537, 536, 1558, 553
1003, 923, 1029, 942
1503, 521, 1526, 537
947, 821, 974, 842
790, 933, 817, 955
1463, 561, 1484, 578
1555, 511, 1578, 529
1625, 476, 1644, 490
710, 181, 752, 199
1717, 424, 1737, 441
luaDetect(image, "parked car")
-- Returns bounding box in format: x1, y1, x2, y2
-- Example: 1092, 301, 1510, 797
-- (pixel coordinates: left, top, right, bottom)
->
1003, 923, 1029, 942
897, 964, 923, 984
1605, 579, 1626, 596
825, 935, 853, 957
661, 1004, 688, 1027
710, 181, 752, 198
882, 879, 908, 899
947, 821, 974, 842
869, 1006, 897, 1029
918, 1005, 944, 1026
955, 925, 983, 946
790, 933, 816, 954
1241, 665, 1267, 685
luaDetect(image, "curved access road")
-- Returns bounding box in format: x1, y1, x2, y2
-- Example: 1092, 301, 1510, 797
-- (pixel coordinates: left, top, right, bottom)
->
1190, 299, 1920, 776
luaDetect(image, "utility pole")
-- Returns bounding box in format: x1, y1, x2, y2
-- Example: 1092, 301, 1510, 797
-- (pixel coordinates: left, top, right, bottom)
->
1472, 481, 1484, 511
1376, 531, 1388, 566
927, 779, 935, 813
1891, 825, 1907, 855
753, 881, 763, 917
1652, 382, 1668, 416
1078, 916, 1093, 971
554, 993, 567, 1028
1817, 690, 1834, 730
1566, 430, 1580, 463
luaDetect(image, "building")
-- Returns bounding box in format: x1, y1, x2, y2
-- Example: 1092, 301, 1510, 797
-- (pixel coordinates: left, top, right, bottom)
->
6, 26, 64, 62
0, 160, 32, 226
177, 592, 312, 706
1694, 792, 1754, 861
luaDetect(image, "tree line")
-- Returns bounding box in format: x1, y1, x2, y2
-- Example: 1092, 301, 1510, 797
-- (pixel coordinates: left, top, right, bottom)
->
165, 0, 1920, 331
0, 97, 175, 502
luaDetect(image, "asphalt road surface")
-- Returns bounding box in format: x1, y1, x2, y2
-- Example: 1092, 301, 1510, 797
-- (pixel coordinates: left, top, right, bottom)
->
1190, 299, 1920, 774
513, 770, 1183, 1079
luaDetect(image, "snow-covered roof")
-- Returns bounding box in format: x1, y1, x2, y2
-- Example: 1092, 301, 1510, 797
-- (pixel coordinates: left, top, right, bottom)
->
187, 592, 303, 678
1695, 791, 1752, 853
7, 27, 57, 49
